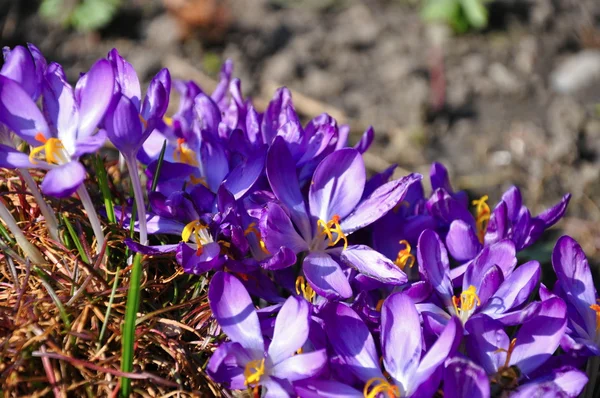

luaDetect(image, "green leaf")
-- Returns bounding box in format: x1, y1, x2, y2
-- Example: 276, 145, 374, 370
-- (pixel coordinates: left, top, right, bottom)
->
120, 253, 143, 397
460, 0, 488, 28
420, 0, 461, 23
70, 0, 120, 32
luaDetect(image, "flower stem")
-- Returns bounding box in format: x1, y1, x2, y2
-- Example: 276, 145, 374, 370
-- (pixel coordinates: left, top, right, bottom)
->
18, 169, 60, 242
124, 155, 147, 245
76, 185, 104, 255
0, 199, 46, 264
584, 354, 600, 398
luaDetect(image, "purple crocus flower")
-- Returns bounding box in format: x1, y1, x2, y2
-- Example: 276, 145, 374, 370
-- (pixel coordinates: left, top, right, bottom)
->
207, 271, 327, 396
260, 136, 421, 299
465, 297, 587, 396
310, 292, 461, 397
443, 357, 490, 398
417, 229, 541, 328
445, 186, 570, 262
1, 43, 46, 103
0, 59, 114, 196
547, 236, 600, 356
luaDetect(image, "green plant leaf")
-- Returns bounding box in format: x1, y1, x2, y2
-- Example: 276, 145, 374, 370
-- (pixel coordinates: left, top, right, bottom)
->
460, 0, 488, 28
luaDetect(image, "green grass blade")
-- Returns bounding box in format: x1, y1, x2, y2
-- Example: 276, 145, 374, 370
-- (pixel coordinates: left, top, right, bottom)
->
61, 213, 90, 265
146, 140, 167, 211
95, 154, 116, 224
35, 266, 72, 330
120, 253, 143, 397
0, 221, 15, 244
98, 266, 121, 347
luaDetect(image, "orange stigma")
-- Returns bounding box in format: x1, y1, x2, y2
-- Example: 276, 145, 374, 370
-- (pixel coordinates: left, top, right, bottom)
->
472, 195, 491, 244
174, 138, 199, 166
317, 214, 348, 250
244, 222, 270, 255
394, 240, 415, 270
590, 304, 600, 331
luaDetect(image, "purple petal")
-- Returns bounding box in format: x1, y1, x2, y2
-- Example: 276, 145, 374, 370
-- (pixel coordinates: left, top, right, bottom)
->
511, 297, 567, 375
443, 357, 490, 398
501, 186, 522, 222
104, 93, 143, 155
40, 161, 85, 197
465, 315, 509, 374
413, 317, 462, 393
1, 45, 39, 99
261, 246, 298, 271
417, 229, 453, 307
200, 131, 229, 192
430, 162, 453, 193
211, 59, 233, 106
107, 48, 141, 108
474, 240, 517, 279
270, 349, 327, 381
0, 144, 45, 169
0, 74, 50, 145
222, 149, 265, 200
206, 341, 251, 388
481, 260, 541, 318
309, 148, 365, 222
124, 239, 178, 255
42, 63, 78, 147
76, 59, 114, 139
208, 272, 264, 357
446, 220, 481, 262
194, 92, 221, 132
303, 252, 352, 300
552, 235, 598, 336
353, 126, 374, 154
323, 302, 383, 382
73, 130, 107, 157
467, 264, 504, 306
512, 366, 587, 398
266, 136, 311, 239
426, 188, 473, 226
341, 245, 408, 285
381, 292, 422, 388
261, 87, 292, 144
294, 379, 363, 398
277, 117, 305, 161
178, 241, 224, 274
297, 124, 335, 165
268, 296, 310, 365
259, 202, 309, 255
340, 173, 422, 234
141, 68, 170, 121
537, 194, 571, 228
483, 201, 508, 245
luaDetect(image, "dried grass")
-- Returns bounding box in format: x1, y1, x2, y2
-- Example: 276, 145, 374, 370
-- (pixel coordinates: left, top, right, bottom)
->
0, 168, 225, 397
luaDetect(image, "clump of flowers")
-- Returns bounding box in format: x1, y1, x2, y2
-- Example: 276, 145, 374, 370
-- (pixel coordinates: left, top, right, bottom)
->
0, 43, 598, 398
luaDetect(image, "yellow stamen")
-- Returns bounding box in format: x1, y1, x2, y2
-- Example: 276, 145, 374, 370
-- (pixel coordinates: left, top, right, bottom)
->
295, 276, 316, 302
163, 116, 173, 127
495, 338, 518, 369
296, 347, 303, 355
28, 133, 66, 165
174, 138, 199, 166
363, 377, 400, 398
139, 114, 148, 129
244, 222, 270, 255
590, 304, 600, 331
394, 240, 415, 270
376, 299, 384, 312
452, 285, 481, 316
472, 195, 491, 244
243, 358, 265, 387
317, 214, 348, 250
181, 220, 209, 256
189, 175, 208, 187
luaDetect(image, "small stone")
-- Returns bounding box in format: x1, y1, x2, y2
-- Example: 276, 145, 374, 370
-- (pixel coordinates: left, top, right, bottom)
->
488, 63, 521, 94
546, 96, 586, 162
551, 50, 600, 94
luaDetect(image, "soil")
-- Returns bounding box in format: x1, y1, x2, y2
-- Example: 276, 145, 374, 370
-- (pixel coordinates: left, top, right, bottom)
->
3, 0, 600, 257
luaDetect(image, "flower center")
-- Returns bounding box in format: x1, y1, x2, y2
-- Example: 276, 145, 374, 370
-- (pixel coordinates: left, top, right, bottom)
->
452, 285, 481, 322
394, 240, 415, 270
363, 377, 400, 398
316, 214, 348, 250
174, 138, 198, 166
295, 276, 316, 302
29, 133, 68, 165
181, 220, 210, 255
243, 358, 265, 387
244, 222, 270, 255
472, 195, 491, 244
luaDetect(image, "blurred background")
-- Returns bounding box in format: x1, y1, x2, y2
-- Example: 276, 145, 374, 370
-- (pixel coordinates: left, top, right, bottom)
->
2, 0, 600, 258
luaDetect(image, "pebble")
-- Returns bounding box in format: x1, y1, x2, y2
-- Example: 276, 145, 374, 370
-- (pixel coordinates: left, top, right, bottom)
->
551, 50, 600, 94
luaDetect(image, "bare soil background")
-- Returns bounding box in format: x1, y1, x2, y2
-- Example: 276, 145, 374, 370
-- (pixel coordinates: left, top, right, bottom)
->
3, 0, 600, 259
